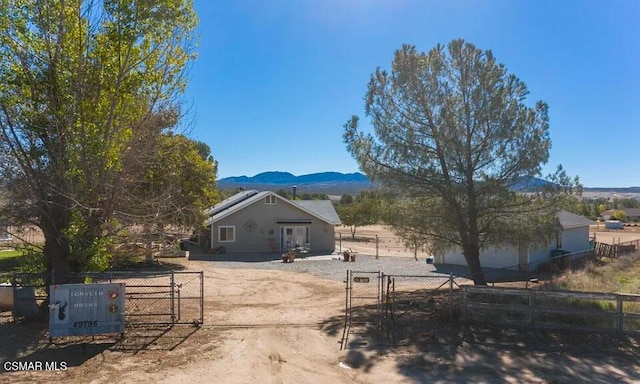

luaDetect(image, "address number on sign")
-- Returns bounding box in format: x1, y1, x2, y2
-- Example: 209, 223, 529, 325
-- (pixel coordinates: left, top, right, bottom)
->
73, 320, 98, 328
353, 277, 370, 283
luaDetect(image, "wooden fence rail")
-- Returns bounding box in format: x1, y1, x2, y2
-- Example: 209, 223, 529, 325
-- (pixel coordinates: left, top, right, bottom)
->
462, 285, 640, 333
594, 240, 639, 258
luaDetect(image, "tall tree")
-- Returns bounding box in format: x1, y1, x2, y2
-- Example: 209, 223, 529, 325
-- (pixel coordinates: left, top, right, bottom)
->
0, 0, 202, 279
344, 40, 578, 285
337, 190, 380, 239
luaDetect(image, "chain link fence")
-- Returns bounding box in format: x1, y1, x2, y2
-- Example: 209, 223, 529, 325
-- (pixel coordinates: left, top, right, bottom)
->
11, 271, 203, 326
342, 270, 461, 348
382, 274, 460, 344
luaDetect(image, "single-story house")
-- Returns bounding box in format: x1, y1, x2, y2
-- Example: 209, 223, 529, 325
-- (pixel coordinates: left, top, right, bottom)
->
435, 210, 594, 270
602, 208, 640, 222
204, 190, 341, 253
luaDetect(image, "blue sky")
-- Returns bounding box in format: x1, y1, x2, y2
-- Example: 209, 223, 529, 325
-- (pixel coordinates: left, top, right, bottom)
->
186, 0, 640, 188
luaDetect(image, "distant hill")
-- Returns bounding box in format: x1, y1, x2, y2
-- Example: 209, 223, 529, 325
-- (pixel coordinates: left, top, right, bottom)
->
218, 172, 639, 195
217, 171, 374, 195
583, 187, 640, 193
511, 176, 552, 191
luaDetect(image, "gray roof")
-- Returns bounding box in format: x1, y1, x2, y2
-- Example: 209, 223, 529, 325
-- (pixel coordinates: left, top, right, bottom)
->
624, 208, 640, 217
204, 191, 341, 226
205, 191, 269, 226
557, 210, 594, 229
204, 190, 259, 217
292, 200, 341, 225
602, 208, 640, 217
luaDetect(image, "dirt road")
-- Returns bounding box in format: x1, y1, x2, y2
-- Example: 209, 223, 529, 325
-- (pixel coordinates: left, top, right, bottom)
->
0, 262, 407, 384
2, 258, 640, 383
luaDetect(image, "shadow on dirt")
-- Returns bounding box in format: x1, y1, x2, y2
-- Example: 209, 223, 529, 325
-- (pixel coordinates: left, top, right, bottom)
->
321, 292, 640, 383
0, 314, 201, 371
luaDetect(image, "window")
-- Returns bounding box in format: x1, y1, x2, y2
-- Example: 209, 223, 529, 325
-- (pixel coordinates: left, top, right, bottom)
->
218, 226, 235, 242
0, 225, 9, 241
555, 231, 562, 249
265, 195, 276, 204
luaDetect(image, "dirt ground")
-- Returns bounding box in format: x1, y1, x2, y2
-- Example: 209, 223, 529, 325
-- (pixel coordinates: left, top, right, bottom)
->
590, 225, 640, 245
337, 224, 640, 257
2, 226, 640, 383
336, 225, 431, 259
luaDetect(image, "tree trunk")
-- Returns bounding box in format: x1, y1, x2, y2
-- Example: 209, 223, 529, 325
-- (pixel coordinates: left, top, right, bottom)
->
40, 201, 77, 288
43, 225, 74, 287
463, 245, 487, 285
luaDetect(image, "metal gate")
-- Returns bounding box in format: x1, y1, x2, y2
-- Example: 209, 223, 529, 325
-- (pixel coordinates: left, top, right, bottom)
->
340, 270, 382, 350
382, 274, 457, 344
341, 270, 459, 349
11, 271, 204, 326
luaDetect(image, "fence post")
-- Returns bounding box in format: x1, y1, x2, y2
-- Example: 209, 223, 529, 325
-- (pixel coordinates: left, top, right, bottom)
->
11, 273, 16, 318
375, 235, 379, 259
616, 296, 623, 333
462, 286, 468, 322
528, 290, 534, 326
340, 270, 351, 350
449, 273, 453, 320
377, 271, 383, 330
170, 271, 176, 325
339, 233, 342, 253
345, 269, 350, 322
200, 271, 204, 324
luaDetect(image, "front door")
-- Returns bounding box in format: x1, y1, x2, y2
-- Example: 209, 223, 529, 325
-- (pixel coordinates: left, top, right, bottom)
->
280, 226, 309, 250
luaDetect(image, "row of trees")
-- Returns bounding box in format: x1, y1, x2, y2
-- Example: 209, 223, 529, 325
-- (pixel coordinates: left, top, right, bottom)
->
0, 0, 216, 282
563, 196, 640, 220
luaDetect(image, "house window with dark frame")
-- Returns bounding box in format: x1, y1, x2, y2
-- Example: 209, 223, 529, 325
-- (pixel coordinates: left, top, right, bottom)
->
0, 225, 10, 241
555, 231, 562, 249
218, 226, 235, 242
265, 195, 276, 204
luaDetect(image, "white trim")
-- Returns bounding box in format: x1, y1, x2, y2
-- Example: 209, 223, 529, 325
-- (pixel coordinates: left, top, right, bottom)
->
218, 225, 236, 243
279, 225, 310, 250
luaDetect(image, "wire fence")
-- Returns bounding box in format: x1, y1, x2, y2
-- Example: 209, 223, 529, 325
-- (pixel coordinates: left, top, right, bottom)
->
335, 232, 431, 259
11, 271, 203, 326
341, 270, 461, 348
382, 274, 460, 344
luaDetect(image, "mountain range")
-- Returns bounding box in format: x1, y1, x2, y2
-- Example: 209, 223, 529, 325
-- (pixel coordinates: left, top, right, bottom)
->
217, 171, 640, 195
217, 172, 373, 195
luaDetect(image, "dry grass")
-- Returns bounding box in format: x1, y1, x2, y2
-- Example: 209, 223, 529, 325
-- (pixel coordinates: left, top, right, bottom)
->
551, 251, 640, 294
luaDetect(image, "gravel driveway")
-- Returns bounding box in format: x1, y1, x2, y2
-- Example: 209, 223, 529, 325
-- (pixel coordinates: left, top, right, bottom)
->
186, 243, 529, 284
186, 245, 478, 282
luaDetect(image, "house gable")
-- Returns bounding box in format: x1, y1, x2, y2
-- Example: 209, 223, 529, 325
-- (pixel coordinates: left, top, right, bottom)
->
206, 191, 338, 253
205, 191, 339, 227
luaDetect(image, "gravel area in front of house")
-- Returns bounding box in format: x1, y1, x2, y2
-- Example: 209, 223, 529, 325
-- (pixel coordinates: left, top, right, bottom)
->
186, 242, 531, 283
187, 249, 474, 282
